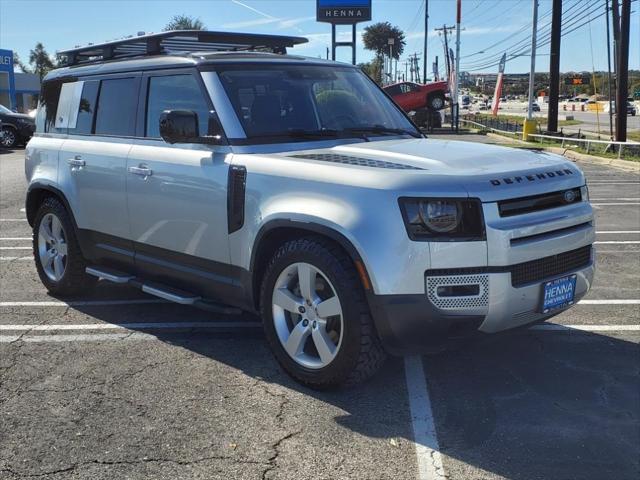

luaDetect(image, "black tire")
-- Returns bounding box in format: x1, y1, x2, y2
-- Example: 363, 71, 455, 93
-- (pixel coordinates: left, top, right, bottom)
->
32, 196, 97, 296
260, 236, 386, 389
1, 127, 17, 148
427, 92, 446, 111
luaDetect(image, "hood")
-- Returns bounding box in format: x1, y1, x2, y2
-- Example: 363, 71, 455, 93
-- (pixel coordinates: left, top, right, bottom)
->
283, 138, 585, 202
2, 112, 34, 122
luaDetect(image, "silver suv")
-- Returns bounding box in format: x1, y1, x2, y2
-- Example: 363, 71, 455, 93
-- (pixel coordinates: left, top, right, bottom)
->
25, 31, 595, 387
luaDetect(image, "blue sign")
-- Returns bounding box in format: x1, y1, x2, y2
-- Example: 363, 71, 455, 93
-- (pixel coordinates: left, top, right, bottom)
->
317, 0, 372, 24
0, 48, 17, 109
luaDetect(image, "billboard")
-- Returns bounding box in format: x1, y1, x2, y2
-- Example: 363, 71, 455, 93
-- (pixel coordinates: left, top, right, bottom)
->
317, 0, 372, 24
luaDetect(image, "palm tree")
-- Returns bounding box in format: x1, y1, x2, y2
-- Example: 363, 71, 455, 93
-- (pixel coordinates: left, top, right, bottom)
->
164, 14, 206, 31
362, 22, 406, 61
29, 42, 55, 81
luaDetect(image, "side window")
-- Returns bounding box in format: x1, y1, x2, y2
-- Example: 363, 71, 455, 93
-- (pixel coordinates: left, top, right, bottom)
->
40, 80, 64, 133
145, 74, 209, 138
94, 77, 138, 136
68, 81, 99, 135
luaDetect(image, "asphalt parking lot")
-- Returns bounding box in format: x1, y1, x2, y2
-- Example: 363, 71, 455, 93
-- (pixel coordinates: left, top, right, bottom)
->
1, 145, 638, 480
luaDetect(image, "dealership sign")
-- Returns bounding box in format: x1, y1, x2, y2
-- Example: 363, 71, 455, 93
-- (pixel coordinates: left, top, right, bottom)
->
317, 0, 372, 24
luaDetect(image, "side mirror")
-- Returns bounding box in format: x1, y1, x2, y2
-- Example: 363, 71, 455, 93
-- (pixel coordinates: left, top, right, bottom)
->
159, 110, 226, 145
159, 110, 199, 144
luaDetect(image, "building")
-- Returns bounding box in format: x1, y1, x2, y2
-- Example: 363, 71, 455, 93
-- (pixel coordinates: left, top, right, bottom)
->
0, 48, 41, 112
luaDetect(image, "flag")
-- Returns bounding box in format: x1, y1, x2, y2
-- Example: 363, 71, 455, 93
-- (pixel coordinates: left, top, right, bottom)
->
491, 53, 507, 116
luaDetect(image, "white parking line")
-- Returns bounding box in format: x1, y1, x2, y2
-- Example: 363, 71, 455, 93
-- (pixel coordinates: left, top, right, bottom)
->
0, 219, 27, 222
2, 299, 637, 308
578, 299, 640, 304
0, 257, 31, 261
0, 333, 159, 343
0, 322, 262, 331
592, 203, 640, 206
591, 199, 640, 201
0, 299, 165, 306
596, 231, 640, 234
0, 237, 31, 241
0, 247, 31, 250
587, 182, 640, 185
531, 324, 640, 332
595, 241, 640, 244
404, 356, 446, 480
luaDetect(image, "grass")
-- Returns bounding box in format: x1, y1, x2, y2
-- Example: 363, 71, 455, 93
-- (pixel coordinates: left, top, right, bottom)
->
467, 113, 582, 127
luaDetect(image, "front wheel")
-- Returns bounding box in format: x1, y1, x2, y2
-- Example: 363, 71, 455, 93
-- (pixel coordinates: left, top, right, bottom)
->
33, 197, 97, 296
260, 237, 386, 388
1, 127, 17, 148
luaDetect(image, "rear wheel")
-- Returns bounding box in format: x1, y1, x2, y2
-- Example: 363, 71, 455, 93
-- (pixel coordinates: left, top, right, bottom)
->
260, 237, 386, 388
427, 92, 446, 111
33, 197, 97, 295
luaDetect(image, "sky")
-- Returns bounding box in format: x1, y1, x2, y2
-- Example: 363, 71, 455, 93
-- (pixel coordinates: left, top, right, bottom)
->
0, 0, 638, 77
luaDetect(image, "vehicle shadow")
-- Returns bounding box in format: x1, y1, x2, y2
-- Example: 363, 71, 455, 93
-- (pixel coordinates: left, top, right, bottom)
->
67, 296, 639, 480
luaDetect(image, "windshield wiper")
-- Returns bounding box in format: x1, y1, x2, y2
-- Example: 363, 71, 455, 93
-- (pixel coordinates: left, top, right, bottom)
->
344, 125, 423, 139
287, 129, 341, 138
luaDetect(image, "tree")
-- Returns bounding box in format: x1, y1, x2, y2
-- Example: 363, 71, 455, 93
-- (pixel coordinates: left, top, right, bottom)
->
358, 58, 383, 85
362, 22, 406, 61
29, 42, 55, 81
164, 14, 206, 31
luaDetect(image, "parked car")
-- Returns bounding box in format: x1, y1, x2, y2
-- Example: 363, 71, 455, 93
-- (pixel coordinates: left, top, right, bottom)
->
604, 101, 637, 116
0, 103, 35, 148
25, 31, 595, 388
383, 81, 449, 112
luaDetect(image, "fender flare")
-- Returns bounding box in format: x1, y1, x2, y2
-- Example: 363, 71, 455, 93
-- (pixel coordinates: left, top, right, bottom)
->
25, 182, 77, 228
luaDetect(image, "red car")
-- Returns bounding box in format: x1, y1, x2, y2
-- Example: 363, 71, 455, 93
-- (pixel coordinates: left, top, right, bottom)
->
383, 81, 448, 112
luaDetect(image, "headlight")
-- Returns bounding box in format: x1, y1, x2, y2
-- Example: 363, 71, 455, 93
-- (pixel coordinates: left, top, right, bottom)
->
399, 197, 485, 241
580, 185, 589, 202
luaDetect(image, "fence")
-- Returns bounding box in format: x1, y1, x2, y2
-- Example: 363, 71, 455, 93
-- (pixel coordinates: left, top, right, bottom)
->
528, 134, 640, 160
461, 114, 523, 134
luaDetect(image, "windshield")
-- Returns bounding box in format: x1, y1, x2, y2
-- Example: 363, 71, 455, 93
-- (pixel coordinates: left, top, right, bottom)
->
0, 104, 12, 114
215, 64, 419, 142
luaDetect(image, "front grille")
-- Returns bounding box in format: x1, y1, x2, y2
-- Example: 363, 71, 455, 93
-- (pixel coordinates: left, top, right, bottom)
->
498, 188, 582, 217
510, 245, 592, 287
425, 245, 592, 288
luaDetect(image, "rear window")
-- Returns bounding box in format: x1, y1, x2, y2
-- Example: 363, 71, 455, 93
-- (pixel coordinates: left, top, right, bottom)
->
94, 78, 138, 136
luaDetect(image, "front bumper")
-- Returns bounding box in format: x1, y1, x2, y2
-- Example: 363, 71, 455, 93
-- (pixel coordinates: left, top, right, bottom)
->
369, 256, 595, 355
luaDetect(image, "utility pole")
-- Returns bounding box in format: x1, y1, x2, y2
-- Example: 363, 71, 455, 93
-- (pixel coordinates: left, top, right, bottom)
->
605, 0, 614, 139
615, 0, 630, 142
423, 0, 429, 84
524, 0, 539, 140
547, 0, 562, 133
454, 0, 461, 133
435, 25, 455, 83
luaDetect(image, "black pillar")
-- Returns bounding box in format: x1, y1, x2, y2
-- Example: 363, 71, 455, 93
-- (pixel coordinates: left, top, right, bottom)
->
547, 0, 562, 133
615, 0, 630, 142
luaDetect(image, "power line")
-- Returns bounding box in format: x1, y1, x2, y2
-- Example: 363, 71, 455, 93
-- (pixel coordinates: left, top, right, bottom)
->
462, 0, 610, 71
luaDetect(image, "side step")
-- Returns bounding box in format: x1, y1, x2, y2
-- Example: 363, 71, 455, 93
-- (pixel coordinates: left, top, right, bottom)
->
85, 266, 242, 314
86, 266, 134, 284
141, 283, 200, 305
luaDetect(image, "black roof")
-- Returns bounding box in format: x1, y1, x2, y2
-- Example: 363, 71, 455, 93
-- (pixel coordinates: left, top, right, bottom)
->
58, 30, 308, 66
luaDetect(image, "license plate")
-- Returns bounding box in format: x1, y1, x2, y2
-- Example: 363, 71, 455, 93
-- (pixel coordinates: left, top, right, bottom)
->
541, 274, 577, 313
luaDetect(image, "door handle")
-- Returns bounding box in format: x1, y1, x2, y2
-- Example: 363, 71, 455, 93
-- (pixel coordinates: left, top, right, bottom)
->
128, 165, 153, 177
67, 156, 85, 167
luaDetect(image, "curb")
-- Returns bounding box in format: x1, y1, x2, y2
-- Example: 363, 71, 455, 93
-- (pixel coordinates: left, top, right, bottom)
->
486, 133, 640, 173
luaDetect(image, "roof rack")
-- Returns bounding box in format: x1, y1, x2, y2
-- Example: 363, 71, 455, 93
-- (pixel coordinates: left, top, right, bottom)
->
59, 30, 309, 66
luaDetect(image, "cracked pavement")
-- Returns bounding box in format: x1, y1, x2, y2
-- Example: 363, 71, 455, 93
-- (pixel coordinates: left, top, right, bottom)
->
2, 145, 639, 479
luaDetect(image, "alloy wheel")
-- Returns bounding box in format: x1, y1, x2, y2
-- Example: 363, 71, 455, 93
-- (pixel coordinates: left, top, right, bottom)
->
272, 262, 344, 369
38, 213, 68, 282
